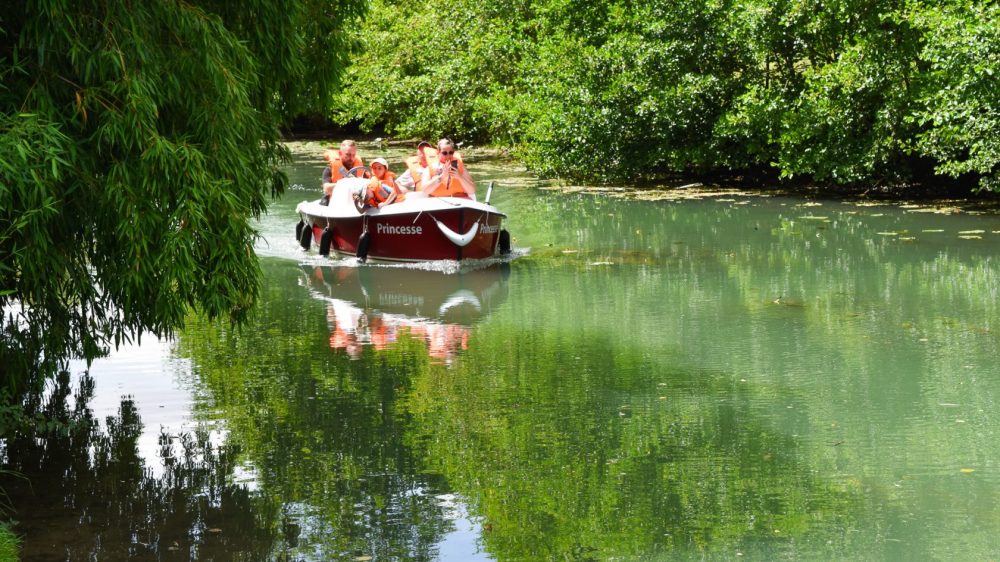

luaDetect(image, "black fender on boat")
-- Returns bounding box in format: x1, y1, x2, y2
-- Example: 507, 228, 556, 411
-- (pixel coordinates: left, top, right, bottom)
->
295, 219, 305, 241
498, 229, 511, 255
356, 231, 371, 262
319, 227, 333, 256
299, 222, 312, 250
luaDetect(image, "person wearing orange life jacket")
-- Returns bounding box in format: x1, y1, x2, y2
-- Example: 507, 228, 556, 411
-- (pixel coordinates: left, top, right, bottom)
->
368, 157, 405, 204
397, 140, 434, 193
421, 138, 476, 199
322, 139, 368, 191
351, 158, 398, 210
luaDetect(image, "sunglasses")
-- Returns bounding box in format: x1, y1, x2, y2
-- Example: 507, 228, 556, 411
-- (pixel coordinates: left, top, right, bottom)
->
440, 150, 454, 155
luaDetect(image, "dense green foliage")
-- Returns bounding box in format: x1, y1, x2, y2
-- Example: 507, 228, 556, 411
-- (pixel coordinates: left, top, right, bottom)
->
334, 0, 1000, 189
0, 0, 363, 397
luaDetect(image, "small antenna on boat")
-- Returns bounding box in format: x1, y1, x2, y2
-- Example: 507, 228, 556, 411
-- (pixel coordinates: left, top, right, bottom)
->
484, 181, 495, 204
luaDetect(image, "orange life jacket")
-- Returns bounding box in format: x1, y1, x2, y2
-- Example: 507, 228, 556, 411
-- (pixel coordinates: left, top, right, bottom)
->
432, 155, 471, 198
367, 171, 402, 204
329, 152, 366, 182
405, 156, 426, 191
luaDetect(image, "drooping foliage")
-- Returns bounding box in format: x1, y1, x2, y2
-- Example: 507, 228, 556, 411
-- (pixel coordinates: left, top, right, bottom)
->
334, 0, 1000, 189
0, 0, 364, 397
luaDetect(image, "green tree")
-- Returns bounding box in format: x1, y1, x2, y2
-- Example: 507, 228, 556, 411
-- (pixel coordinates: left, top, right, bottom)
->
515, 0, 749, 181
333, 0, 1000, 190
912, 2, 1000, 190
333, 0, 531, 142
0, 0, 364, 398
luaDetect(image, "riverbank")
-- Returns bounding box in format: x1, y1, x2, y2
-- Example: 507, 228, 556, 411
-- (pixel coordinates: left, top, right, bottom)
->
539, 182, 1000, 222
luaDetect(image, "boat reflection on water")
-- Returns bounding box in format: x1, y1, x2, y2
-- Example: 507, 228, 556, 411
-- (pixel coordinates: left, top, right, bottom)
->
300, 263, 510, 363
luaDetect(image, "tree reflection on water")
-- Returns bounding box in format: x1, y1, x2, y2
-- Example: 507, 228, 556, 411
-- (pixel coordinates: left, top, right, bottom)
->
0, 372, 282, 561
0, 364, 467, 561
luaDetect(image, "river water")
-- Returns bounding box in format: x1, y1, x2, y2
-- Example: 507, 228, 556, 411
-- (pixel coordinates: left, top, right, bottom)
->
4, 141, 1000, 560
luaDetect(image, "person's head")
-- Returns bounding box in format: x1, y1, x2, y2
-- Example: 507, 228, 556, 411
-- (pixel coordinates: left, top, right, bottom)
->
371, 157, 389, 179
437, 138, 456, 162
417, 141, 432, 166
340, 139, 358, 162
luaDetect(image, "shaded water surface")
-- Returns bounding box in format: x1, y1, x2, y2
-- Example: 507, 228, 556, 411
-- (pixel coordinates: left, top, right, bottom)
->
4, 141, 1000, 560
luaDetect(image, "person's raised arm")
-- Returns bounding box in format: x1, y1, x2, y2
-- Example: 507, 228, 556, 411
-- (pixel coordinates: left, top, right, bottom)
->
454, 166, 476, 199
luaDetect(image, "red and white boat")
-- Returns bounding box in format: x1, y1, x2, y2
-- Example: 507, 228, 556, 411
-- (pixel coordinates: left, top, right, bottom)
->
295, 176, 510, 262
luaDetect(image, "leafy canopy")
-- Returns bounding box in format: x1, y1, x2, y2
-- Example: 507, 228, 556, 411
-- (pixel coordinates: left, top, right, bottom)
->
0, 0, 364, 395
334, 0, 1000, 190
